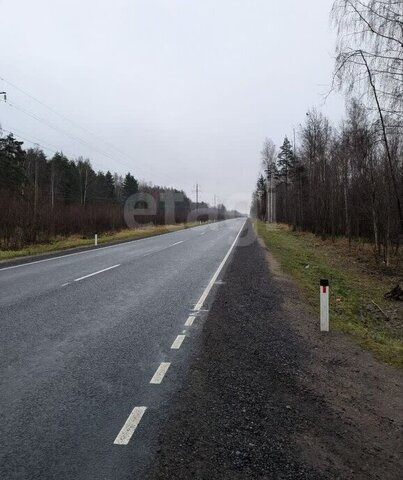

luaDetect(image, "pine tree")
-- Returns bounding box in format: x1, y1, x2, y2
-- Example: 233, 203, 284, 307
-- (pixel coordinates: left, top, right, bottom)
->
94, 171, 115, 203
48, 152, 79, 206
277, 136, 295, 186
277, 136, 297, 222
104, 171, 115, 201
0, 134, 26, 191
122, 172, 139, 201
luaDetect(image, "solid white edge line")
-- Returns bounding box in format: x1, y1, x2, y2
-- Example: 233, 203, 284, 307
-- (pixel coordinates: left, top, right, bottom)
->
194, 219, 246, 311
185, 315, 196, 326
74, 264, 120, 282
150, 362, 171, 384
171, 334, 185, 349
113, 406, 147, 445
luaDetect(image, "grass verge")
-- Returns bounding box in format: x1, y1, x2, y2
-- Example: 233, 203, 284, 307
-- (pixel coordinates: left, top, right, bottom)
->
0, 223, 196, 262
257, 221, 403, 368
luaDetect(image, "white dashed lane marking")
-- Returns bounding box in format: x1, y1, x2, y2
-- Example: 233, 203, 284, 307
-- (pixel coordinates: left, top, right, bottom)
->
171, 334, 185, 350
74, 264, 120, 282
113, 407, 147, 445
150, 362, 171, 384
142, 240, 184, 258
170, 241, 184, 247
185, 315, 196, 326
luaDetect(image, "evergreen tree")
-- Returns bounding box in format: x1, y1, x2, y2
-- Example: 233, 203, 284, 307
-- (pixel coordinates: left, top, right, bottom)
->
25, 148, 48, 218
76, 158, 95, 206
49, 152, 79, 206
256, 174, 267, 220
277, 137, 297, 221
0, 134, 26, 191
104, 171, 115, 200
64, 159, 81, 205
94, 171, 115, 203
277, 136, 295, 186
122, 172, 139, 201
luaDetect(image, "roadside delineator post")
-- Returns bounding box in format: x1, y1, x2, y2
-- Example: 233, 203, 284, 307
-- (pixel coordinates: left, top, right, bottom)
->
95, 234, 98, 246
320, 279, 329, 332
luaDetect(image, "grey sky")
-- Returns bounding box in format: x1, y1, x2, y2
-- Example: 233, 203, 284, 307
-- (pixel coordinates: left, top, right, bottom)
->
0, 0, 344, 212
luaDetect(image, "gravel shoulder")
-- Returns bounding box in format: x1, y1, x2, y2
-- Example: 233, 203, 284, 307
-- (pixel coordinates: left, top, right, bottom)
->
146, 223, 403, 479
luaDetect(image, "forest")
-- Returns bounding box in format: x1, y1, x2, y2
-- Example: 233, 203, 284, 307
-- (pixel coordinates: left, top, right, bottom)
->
251, 0, 402, 265
0, 136, 230, 249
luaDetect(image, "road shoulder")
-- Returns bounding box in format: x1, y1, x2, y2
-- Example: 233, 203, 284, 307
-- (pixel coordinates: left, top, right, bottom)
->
146, 227, 403, 479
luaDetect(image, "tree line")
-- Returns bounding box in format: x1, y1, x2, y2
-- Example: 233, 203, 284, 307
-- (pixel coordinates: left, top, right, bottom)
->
251, 0, 402, 265
0, 134, 229, 249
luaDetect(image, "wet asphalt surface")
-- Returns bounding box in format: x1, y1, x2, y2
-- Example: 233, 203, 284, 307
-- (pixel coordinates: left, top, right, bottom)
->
0, 219, 245, 479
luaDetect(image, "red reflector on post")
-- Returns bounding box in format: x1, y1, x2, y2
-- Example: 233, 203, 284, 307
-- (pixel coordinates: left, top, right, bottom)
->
320, 279, 329, 332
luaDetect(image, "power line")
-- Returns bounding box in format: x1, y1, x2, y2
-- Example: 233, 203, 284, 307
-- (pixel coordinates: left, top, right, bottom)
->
0, 127, 59, 155
1, 77, 151, 175
3, 99, 161, 179
0, 76, 126, 156
6, 100, 120, 162
0, 76, 195, 186
0, 76, 183, 182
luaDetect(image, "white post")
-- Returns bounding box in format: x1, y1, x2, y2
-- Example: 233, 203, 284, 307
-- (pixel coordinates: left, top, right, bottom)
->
320, 279, 329, 331
95, 234, 98, 246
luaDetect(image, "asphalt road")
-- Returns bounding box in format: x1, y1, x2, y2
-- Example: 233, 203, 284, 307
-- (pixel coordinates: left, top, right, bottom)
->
0, 218, 246, 480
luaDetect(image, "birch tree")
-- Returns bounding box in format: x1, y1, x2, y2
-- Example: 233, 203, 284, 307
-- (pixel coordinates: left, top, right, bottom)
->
331, 0, 403, 233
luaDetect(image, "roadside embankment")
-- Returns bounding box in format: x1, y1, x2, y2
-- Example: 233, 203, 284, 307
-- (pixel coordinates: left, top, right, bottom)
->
0, 223, 198, 263
257, 221, 403, 368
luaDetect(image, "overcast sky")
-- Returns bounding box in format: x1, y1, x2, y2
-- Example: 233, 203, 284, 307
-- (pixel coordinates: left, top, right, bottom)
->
0, 0, 344, 212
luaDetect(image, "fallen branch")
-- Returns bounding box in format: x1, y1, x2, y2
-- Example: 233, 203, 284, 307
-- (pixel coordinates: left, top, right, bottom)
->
371, 300, 390, 321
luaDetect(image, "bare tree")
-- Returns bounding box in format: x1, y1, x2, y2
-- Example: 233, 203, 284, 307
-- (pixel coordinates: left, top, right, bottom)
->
331, 0, 403, 233
76, 157, 94, 207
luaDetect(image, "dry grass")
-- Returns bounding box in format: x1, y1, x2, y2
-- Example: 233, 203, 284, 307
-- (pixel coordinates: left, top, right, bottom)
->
0, 223, 197, 262
257, 221, 403, 368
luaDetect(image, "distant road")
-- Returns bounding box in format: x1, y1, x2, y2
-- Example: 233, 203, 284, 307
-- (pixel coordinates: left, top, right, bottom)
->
0, 218, 246, 479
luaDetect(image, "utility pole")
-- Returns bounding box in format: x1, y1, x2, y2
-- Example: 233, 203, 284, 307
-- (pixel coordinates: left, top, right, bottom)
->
33, 144, 39, 221
0, 91, 6, 101
196, 183, 199, 211
193, 183, 200, 211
